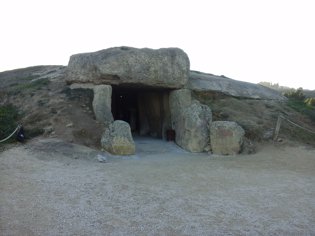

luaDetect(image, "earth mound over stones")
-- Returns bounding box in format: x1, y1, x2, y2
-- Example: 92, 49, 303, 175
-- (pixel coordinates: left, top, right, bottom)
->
64, 46, 285, 155
188, 71, 286, 100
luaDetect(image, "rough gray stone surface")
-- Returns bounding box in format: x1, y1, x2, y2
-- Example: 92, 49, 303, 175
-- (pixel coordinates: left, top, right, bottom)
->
101, 120, 135, 155
96, 154, 108, 163
169, 89, 193, 136
188, 71, 286, 100
66, 46, 190, 88
210, 121, 245, 155
170, 89, 212, 152
178, 102, 212, 152
92, 85, 113, 124
169, 89, 192, 113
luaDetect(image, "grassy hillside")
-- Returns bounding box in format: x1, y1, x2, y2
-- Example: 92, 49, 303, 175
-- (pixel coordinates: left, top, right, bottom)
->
194, 91, 315, 146
0, 66, 102, 147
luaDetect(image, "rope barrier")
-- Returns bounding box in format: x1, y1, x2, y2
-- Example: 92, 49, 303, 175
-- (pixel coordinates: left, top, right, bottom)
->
281, 115, 315, 135
274, 114, 315, 140
0, 124, 22, 143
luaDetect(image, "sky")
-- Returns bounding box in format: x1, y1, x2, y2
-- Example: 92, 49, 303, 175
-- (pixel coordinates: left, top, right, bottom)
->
1, 0, 314, 90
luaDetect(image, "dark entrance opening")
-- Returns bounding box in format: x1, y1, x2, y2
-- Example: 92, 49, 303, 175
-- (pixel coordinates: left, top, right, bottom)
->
112, 87, 139, 132
111, 86, 172, 139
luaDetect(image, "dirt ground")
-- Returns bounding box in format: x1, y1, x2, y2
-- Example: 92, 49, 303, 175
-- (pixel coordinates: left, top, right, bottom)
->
0, 138, 314, 236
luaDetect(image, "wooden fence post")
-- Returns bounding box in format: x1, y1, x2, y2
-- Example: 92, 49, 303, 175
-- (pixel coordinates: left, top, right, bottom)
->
273, 114, 282, 141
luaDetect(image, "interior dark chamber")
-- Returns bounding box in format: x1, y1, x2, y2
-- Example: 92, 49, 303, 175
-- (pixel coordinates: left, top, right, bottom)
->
111, 86, 172, 139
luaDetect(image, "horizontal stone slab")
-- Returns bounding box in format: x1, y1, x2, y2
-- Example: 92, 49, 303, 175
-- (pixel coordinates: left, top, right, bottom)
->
188, 71, 286, 100
66, 47, 190, 89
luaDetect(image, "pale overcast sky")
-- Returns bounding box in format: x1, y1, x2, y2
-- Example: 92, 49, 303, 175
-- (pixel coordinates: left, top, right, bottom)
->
1, 0, 314, 89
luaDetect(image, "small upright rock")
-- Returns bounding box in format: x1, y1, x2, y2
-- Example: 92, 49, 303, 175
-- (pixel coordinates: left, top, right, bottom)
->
66, 123, 73, 128
210, 121, 245, 155
97, 154, 108, 163
101, 120, 135, 155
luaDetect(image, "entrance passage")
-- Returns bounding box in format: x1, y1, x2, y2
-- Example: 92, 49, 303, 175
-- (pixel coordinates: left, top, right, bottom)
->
111, 86, 171, 139
112, 87, 139, 131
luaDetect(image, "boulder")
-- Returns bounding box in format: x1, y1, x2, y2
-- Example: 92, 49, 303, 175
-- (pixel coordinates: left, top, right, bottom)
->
210, 121, 245, 155
170, 89, 212, 152
178, 102, 212, 152
188, 71, 286, 100
101, 120, 135, 155
66, 46, 190, 89
92, 85, 113, 124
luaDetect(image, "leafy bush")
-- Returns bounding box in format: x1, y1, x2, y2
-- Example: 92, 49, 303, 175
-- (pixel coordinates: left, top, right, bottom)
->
284, 87, 305, 101
0, 105, 19, 141
287, 99, 315, 122
283, 87, 315, 122
305, 98, 315, 106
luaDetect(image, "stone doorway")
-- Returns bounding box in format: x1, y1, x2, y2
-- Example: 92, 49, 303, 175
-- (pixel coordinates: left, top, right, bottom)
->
111, 86, 172, 140
112, 87, 139, 132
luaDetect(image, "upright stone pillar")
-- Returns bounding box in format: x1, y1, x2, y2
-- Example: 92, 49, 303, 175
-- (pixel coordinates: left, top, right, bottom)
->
169, 89, 212, 152
93, 85, 113, 124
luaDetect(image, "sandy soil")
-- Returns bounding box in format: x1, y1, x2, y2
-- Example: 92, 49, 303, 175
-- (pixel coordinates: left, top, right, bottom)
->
0, 138, 315, 236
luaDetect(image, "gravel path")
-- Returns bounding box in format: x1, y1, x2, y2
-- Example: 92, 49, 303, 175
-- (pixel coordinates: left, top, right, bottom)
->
1, 138, 315, 235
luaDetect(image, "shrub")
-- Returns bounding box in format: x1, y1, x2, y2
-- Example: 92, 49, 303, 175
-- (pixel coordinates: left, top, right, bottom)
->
305, 98, 315, 106
284, 87, 305, 101
287, 99, 315, 123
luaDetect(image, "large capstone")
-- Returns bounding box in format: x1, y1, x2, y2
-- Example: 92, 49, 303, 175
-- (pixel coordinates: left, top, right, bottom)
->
188, 71, 286, 100
210, 121, 245, 155
101, 120, 135, 155
170, 89, 212, 152
66, 46, 190, 89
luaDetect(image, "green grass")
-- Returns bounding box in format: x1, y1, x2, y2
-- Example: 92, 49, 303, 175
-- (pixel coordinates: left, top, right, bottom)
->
0, 105, 19, 142
8, 78, 50, 95
287, 99, 315, 122
281, 122, 315, 145
283, 99, 315, 145
0, 104, 45, 142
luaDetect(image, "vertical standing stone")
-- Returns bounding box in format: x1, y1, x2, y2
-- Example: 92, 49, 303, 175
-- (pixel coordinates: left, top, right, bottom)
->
169, 89, 192, 115
169, 89, 212, 152
93, 85, 113, 124
169, 89, 192, 146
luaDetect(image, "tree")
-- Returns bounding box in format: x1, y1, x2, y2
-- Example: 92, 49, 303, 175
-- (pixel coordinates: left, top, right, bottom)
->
284, 87, 305, 101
